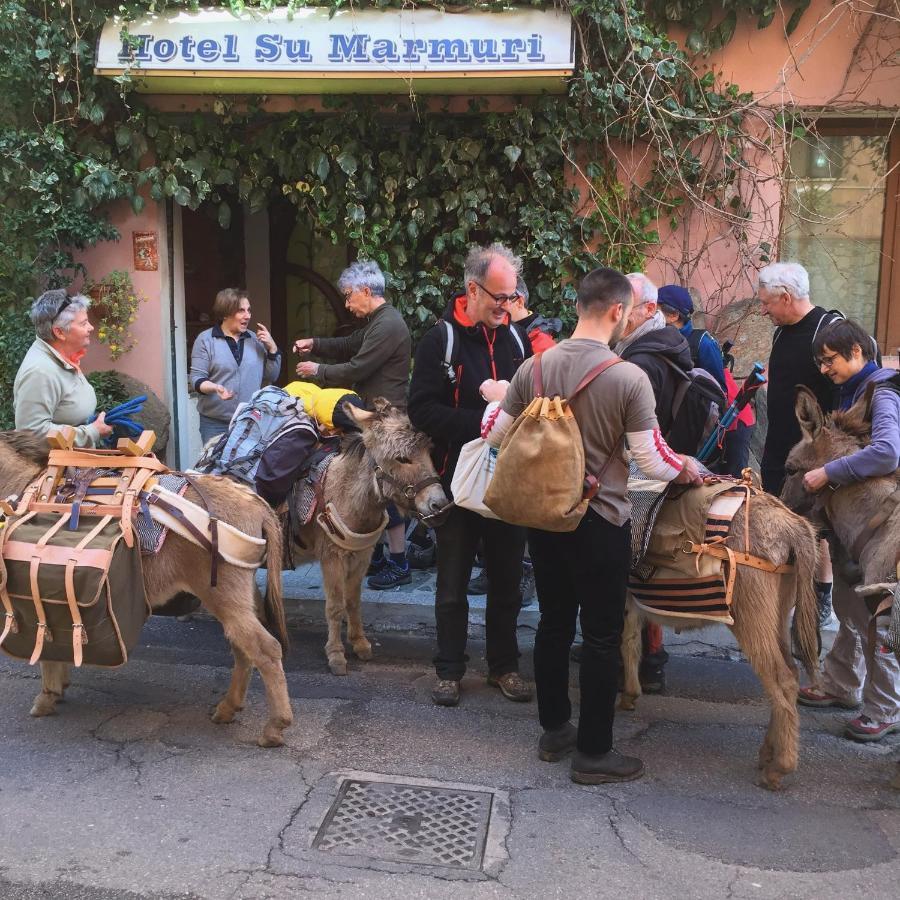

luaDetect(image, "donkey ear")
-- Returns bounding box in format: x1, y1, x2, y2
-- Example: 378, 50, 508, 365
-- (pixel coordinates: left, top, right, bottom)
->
343, 402, 374, 427
371, 397, 392, 415
794, 386, 824, 440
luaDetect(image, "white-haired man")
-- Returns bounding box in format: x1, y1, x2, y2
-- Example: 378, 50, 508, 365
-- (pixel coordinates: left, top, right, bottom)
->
757, 261, 841, 626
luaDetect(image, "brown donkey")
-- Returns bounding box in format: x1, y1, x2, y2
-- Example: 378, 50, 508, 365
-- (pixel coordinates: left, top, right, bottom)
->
0, 430, 293, 748
291, 400, 449, 675
781, 387, 899, 593
620, 488, 821, 790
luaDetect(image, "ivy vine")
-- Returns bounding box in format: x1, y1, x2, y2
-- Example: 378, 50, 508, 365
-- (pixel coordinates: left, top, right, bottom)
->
0, 0, 807, 416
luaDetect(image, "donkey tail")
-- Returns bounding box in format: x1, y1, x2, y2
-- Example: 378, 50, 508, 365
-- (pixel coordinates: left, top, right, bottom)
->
791, 516, 821, 686
260, 504, 290, 656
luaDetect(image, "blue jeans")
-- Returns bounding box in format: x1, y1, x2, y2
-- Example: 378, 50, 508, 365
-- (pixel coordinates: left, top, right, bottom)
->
199, 414, 229, 447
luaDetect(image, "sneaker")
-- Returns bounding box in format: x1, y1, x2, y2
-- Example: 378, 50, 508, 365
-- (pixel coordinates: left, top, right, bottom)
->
844, 715, 900, 743
486, 671, 533, 702
571, 749, 645, 784
797, 687, 859, 709
467, 569, 489, 595
431, 679, 460, 707
367, 547, 387, 577
538, 722, 577, 762
816, 582, 835, 630
366, 560, 412, 590
519, 560, 536, 608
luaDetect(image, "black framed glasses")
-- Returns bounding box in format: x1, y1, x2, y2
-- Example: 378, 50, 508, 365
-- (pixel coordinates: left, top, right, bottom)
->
473, 280, 519, 305
53, 295, 74, 322
815, 351, 840, 370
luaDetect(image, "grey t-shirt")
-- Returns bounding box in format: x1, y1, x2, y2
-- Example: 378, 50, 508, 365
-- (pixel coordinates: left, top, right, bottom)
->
501, 338, 659, 526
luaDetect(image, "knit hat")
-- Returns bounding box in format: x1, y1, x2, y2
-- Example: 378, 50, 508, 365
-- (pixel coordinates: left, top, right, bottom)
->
657, 285, 694, 318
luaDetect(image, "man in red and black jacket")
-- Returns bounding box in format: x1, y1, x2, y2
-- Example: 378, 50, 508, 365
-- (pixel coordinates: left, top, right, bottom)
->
409, 243, 532, 708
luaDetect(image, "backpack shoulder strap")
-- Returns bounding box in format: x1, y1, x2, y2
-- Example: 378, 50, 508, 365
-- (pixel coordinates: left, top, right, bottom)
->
441, 320, 456, 384
533, 352, 544, 396
509, 321, 525, 358
570, 357, 624, 399
685, 329, 706, 364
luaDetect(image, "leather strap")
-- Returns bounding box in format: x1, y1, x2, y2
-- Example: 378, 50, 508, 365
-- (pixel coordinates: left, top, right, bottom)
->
0, 558, 17, 646
64, 557, 87, 667
28, 555, 53, 665
682, 540, 794, 574
182, 475, 220, 587
570, 357, 624, 399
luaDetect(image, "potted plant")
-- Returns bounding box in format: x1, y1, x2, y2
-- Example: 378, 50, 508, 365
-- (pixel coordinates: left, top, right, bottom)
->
85, 270, 145, 360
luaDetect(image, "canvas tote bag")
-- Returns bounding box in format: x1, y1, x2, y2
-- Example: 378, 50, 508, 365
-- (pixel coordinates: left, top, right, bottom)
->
451, 437, 501, 520
484, 354, 623, 532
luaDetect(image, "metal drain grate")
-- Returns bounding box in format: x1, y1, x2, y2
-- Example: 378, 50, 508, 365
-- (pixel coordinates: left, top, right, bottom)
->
312, 778, 494, 869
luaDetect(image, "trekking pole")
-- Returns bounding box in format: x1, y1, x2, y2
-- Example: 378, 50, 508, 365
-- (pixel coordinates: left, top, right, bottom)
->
697, 362, 766, 463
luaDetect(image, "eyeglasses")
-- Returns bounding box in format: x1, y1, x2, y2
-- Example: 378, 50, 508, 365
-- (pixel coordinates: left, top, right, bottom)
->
815, 351, 840, 370
473, 281, 519, 305
53, 295, 73, 322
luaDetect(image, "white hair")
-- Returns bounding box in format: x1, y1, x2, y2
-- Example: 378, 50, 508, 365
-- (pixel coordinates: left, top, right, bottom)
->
30, 289, 90, 343
626, 272, 658, 303
758, 262, 810, 300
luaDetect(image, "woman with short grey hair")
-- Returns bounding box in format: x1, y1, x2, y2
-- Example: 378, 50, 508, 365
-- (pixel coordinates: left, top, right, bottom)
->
13, 288, 113, 447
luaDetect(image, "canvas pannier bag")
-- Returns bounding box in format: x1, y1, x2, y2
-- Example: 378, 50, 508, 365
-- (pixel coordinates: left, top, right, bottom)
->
0, 512, 148, 668
483, 354, 624, 532
451, 437, 501, 520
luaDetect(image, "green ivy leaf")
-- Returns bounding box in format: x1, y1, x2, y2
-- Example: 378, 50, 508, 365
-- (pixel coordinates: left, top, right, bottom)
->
173, 186, 191, 206
504, 145, 522, 167
336, 151, 358, 176
314, 152, 330, 182
163, 173, 178, 197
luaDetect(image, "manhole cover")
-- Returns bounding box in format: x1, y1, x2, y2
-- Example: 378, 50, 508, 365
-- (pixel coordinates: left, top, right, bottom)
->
312, 778, 493, 869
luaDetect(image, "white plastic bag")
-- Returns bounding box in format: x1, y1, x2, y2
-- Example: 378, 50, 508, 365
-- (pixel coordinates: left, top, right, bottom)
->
451, 437, 500, 520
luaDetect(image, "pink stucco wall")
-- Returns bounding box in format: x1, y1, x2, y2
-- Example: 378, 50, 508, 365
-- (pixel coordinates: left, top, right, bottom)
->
72, 198, 168, 399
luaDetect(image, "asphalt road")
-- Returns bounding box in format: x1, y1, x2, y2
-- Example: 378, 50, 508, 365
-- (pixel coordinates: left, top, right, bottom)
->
0, 603, 898, 899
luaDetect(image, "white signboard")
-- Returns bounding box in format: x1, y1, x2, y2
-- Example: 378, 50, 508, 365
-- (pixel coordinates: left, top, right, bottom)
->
95, 8, 574, 93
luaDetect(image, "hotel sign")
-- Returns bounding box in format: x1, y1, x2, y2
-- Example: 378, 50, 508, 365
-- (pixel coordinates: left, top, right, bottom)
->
95, 8, 575, 94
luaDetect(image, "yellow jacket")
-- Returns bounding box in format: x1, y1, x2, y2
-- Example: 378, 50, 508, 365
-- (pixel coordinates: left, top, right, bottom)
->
283, 382, 360, 430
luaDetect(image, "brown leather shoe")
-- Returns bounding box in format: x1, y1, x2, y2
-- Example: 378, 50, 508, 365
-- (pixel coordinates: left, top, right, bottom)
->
431, 679, 460, 707
487, 671, 533, 702
538, 722, 577, 762
571, 749, 644, 784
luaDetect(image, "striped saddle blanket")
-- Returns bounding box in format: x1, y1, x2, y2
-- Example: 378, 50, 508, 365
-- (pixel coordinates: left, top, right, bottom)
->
628, 477, 751, 625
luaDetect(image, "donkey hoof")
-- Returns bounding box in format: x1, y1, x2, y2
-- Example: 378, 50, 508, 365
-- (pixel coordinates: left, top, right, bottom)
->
756, 770, 784, 791
352, 642, 373, 661
30, 692, 59, 717
328, 657, 348, 676
618, 695, 637, 712
257, 731, 285, 749
211, 702, 238, 725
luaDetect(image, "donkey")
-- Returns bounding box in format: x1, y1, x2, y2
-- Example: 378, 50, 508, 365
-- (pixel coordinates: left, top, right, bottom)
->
620, 487, 821, 790
0, 430, 293, 748
780, 387, 899, 593
291, 400, 449, 675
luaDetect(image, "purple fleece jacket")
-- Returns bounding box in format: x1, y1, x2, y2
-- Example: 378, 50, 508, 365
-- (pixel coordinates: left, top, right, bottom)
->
824, 367, 900, 485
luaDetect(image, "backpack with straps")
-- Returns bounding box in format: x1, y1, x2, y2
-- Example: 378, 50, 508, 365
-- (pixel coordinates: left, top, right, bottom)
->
655, 356, 726, 460
439, 318, 525, 384
195, 386, 319, 505
483, 353, 624, 532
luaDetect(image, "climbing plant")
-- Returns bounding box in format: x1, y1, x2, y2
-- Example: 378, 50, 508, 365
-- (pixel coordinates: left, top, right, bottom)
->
0, 0, 813, 406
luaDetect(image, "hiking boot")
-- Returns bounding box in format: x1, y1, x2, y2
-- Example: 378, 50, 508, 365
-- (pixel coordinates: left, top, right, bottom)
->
816, 582, 836, 629
519, 560, 536, 608
571, 749, 645, 784
467, 569, 489, 595
538, 722, 577, 762
431, 679, 461, 707
797, 687, 859, 709
367, 547, 387, 577
407, 539, 436, 570
367, 560, 411, 590
844, 715, 900, 743
487, 671, 533, 702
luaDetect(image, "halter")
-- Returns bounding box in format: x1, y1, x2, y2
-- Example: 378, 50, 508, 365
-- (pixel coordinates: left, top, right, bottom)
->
370, 456, 451, 528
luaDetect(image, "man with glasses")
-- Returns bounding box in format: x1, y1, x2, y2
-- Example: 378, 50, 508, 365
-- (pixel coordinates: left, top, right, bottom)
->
757, 261, 842, 627
408, 243, 532, 707
294, 259, 413, 588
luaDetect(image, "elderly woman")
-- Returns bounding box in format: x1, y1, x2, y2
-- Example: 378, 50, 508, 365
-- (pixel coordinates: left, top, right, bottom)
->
190, 288, 281, 444
13, 289, 113, 448
798, 318, 900, 743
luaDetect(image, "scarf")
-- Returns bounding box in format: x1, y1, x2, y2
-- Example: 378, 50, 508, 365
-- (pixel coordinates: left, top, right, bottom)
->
615, 309, 666, 354
839, 360, 879, 410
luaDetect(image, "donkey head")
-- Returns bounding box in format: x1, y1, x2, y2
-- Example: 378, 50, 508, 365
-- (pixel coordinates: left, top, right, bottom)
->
781, 386, 871, 517
343, 399, 451, 526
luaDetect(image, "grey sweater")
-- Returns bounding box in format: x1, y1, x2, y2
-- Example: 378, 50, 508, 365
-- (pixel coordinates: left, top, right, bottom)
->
190, 327, 282, 423
312, 302, 411, 407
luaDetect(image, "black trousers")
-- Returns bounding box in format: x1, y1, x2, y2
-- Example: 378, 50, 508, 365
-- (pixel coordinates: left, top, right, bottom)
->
433, 505, 525, 680
529, 509, 631, 756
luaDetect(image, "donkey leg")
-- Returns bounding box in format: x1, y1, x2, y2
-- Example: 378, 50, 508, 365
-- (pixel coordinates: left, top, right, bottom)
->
344, 553, 372, 661
203, 575, 292, 748
618, 599, 643, 711
732, 597, 799, 790
212, 645, 253, 725
320, 553, 349, 675
31, 662, 71, 717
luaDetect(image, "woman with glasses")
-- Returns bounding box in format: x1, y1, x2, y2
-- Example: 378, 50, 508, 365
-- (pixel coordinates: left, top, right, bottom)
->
798, 317, 900, 743
13, 289, 113, 447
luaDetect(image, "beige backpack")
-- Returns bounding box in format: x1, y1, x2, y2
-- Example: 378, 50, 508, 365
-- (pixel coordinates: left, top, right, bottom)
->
483, 354, 623, 531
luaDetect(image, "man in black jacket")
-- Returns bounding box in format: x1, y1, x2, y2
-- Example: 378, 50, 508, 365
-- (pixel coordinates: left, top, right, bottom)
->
408, 243, 532, 707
